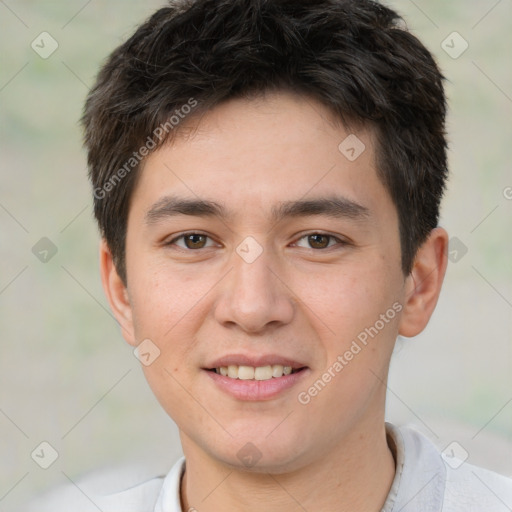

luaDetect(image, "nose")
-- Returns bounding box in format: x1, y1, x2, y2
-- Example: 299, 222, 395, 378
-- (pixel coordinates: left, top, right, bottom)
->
213, 245, 295, 334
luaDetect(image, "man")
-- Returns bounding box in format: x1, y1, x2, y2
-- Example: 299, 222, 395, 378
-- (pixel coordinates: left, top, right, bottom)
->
31, 0, 512, 510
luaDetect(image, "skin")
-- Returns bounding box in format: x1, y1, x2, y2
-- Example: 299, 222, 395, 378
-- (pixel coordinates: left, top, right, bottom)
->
100, 91, 448, 511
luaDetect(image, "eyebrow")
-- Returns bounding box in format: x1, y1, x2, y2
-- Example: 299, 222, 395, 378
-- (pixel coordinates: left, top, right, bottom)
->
144, 195, 370, 225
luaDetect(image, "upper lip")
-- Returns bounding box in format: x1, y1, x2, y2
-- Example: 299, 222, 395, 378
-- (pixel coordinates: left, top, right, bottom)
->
205, 354, 308, 370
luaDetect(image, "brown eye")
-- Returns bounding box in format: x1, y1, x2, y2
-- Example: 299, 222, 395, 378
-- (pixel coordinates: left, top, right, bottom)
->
294, 233, 344, 250
183, 234, 208, 249
167, 233, 216, 250
308, 234, 331, 249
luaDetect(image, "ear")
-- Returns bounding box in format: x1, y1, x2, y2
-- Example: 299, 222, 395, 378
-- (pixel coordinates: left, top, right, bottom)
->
99, 239, 137, 346
398, 227, 449, 338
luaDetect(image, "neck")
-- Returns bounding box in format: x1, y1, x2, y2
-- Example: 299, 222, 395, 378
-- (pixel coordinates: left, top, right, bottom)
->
179, 414, 396, 512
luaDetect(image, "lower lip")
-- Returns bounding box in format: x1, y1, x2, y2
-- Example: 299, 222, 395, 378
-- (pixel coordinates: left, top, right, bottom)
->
203, 368, 309, 401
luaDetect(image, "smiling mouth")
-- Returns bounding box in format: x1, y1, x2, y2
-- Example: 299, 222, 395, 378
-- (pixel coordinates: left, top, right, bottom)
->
206, 365, 307, 380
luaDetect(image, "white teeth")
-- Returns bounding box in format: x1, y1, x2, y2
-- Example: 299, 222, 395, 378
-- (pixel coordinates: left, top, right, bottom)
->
254, 365, 273, 380
238, 366, 255, 380
215, 364, 296, 380
228, 365, 238, 378
272, 364, 284, 377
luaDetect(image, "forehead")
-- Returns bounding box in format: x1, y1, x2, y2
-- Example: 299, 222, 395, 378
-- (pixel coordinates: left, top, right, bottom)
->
130, 91, 392, 223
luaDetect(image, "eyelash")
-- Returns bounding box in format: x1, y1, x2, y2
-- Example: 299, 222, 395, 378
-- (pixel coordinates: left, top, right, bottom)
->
165, 231, 347, 251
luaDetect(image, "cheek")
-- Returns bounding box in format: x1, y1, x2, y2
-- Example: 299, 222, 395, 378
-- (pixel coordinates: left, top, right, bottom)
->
304, 262, 400, 340
297, 291, 399, 437
299, 259, 402, 408
129, 261, 212, 340
128, 262, 219, 397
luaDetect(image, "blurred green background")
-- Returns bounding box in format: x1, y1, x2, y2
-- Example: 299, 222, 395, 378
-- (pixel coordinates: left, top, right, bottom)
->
1, 1, 511, 510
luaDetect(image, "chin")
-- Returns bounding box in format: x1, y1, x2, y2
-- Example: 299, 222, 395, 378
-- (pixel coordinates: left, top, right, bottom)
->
209, 433, 311, 474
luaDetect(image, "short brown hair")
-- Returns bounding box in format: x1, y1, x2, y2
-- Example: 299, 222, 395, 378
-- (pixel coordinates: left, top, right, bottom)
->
82, 0, 448, 284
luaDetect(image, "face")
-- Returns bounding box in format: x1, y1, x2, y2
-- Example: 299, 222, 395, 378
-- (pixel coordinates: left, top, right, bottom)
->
102, 91, 444, 473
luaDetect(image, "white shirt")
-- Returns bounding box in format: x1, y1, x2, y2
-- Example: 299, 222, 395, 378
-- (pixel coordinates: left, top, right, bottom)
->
27, 423, 512, 511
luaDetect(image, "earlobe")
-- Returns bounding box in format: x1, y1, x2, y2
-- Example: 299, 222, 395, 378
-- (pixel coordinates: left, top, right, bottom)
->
99, 239, 137, 346
398, 227, 449, 338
